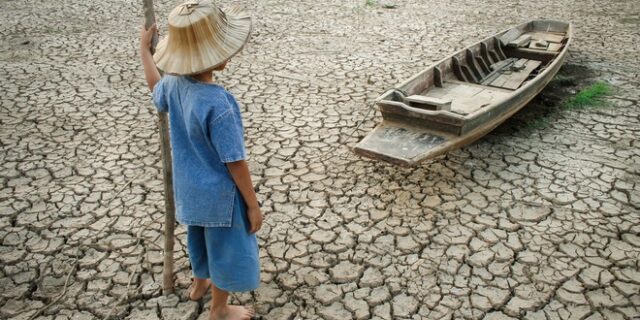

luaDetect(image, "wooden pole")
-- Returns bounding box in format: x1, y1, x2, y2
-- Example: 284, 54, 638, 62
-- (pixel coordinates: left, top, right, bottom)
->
142, 0, 176, 295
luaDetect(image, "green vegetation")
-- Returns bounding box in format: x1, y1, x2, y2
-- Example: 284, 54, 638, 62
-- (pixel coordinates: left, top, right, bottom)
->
563, 81, 612, 110
523, 81, 612, 131
527, 116, 550, 130
43, 26, 61, 34
365, 0, 377, 7
550, 74, 575, 86
619, 16, 640, 24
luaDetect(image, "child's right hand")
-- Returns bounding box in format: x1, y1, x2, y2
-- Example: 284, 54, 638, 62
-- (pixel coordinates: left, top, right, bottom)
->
225, 160, 263, 234
140, 23, 158, 51
247, 206, 263, 234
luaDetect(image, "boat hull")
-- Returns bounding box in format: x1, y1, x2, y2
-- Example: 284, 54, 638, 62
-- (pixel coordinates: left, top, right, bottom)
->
354, 20, 572, 166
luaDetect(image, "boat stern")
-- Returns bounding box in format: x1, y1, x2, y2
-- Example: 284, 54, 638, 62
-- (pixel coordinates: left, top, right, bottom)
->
353, 121, 448, 166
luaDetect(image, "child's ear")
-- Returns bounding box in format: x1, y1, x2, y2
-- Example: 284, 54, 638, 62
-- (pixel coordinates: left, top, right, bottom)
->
214, 61, 228, 71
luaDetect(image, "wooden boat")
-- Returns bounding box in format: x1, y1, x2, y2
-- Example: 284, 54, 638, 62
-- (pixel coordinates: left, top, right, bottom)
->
354, 20, 572, 166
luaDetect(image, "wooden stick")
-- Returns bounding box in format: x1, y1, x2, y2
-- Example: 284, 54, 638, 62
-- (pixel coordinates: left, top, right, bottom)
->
142, 0, 176, 295
143, 0, 159, 54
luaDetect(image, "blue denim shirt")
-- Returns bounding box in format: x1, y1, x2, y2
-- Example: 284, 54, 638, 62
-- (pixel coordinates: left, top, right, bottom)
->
153, 75, 246, 227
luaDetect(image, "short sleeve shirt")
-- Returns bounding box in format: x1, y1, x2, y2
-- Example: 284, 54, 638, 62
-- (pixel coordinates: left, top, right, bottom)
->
153, 75, 246, 227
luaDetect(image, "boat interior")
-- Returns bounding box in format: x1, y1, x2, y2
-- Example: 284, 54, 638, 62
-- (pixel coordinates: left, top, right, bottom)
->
382, 20, 571, 118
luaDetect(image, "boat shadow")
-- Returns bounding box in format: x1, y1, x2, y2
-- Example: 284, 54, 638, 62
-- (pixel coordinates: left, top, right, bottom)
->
488, 63, 600, 137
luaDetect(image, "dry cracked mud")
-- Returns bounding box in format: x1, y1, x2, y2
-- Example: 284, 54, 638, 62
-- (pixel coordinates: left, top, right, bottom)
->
1, 0, 639, 319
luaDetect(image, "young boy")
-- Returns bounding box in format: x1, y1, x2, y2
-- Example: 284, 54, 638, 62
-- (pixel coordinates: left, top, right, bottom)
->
139, 1, 261, 319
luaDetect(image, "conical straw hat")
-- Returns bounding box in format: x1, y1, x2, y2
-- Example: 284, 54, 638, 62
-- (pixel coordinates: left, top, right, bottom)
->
153, 0, 252, 75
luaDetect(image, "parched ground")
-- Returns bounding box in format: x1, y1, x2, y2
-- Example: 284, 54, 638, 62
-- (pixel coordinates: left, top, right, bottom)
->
1, 0, 639, 319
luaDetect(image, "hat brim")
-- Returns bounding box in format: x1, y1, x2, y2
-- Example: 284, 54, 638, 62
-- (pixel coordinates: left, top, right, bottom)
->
153, 6, 252, 76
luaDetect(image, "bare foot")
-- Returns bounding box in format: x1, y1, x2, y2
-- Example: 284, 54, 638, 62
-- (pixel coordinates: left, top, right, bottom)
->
210, 305, 254, 320
189, 278, 211, 301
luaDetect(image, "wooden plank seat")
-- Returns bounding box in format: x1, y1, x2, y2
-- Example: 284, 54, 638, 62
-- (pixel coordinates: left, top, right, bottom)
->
529, 31, 564, 43
417, 81, 512, 115
500, 29, 564, 49
481, 58, 542, 90
499, 29, 565, 62
516, 31, 565, 52
507, 34, 532, 48
405, 95, 452, 111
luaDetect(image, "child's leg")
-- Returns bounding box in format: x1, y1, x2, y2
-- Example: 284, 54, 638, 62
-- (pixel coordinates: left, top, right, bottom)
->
186, 225, 211, 300
203, 197, 259, 319
209, 283, 254, 320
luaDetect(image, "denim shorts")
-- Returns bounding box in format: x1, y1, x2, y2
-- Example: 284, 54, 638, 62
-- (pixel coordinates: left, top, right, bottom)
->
186, 194, 260, 292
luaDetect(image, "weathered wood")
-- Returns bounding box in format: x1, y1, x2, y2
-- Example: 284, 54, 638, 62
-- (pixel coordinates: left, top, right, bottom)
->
532, 20, 569, 34
493, 37, 507, 60
453, 53, 480, 83
465, 49, 485, 80
475, 55, 491, 74
486, 59, 534, 88
354, 19, 572, 166
452, 56, 470, 82
507, 34, 532, 48
462, 65, 479, 83
142, 0, 176, 296
392, 68, 436, 97
504, 47, 558, 62
480, 58, 517, 84
494, 59, 542, 90
424, 81, 511, 115
499, 28, 523, 46
529, 31, 564, 43
446, 79, 514, 93
547, 43, 563, 52
488, 50, 501, 65
380, 110, 463, 135
529, 39, 549, 49
461, 43, 568, 136
354, 122, 447, 166
158, 113, 176, 296
480, 42, 496, 65
489, 58, 516, 71
143, 0, 159, 54
378, 99, 466, 126
434, 67, 443, 87
406, 95, 452, 111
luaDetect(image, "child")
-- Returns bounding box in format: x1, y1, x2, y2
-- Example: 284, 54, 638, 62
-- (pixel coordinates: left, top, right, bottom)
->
139, 1, 261, 319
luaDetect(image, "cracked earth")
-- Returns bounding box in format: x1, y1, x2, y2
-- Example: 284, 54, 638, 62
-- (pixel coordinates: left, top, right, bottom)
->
1, 0, 639, 319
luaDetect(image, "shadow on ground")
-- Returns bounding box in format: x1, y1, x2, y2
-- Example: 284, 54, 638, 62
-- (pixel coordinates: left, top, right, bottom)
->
492, 63, 602, 136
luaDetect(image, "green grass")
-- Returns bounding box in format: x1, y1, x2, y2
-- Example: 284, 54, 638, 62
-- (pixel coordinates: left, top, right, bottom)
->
527, 116, 550, 130
551, 74, 575, 86
619, 16, 640, 24
43, 26, 61, 34
563, 81, 612, 110
365, 0, 377, 6
523, 81, 613, 131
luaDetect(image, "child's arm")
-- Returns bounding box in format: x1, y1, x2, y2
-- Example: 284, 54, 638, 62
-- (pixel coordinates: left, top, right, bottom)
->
226, 160, 263, 233
140, 24, 161, 91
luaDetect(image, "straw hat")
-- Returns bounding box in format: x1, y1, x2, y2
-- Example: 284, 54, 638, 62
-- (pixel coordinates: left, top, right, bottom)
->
153, 0, 252, 75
